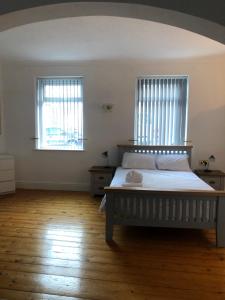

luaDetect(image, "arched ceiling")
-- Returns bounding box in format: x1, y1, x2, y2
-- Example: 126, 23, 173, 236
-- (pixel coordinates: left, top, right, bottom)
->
0, 1, 224, 45
1, 16, 225, 63
0, 0, 224, 26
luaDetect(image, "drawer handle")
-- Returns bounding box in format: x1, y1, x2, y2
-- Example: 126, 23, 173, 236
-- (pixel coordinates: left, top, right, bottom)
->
98, 176, 105, 180
209, 181, 216, 184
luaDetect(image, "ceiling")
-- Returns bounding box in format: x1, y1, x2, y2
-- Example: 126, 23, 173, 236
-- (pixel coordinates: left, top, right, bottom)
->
0, 0, 225, 27
0, 16, 225, 63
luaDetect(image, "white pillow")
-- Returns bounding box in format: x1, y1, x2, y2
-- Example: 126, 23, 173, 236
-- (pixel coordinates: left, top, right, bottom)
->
122, 152, 156, 169
156, 154, 191, 171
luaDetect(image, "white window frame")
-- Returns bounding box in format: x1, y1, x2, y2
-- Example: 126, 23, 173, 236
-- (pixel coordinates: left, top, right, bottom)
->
35, 76, 85, 151
134, 75, 189, 145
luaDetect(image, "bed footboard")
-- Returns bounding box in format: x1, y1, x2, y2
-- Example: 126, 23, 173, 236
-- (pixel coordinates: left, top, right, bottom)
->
105, 188, 225, 247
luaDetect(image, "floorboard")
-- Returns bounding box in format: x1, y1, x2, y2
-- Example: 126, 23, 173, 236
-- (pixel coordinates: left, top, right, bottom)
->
0, 190, 224, 300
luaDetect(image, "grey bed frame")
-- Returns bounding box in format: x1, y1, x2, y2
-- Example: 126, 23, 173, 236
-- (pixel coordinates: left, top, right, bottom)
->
104, 145, 225, 247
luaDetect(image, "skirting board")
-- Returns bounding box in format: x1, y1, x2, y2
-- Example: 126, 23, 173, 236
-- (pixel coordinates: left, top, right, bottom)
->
16, 181, 89, 191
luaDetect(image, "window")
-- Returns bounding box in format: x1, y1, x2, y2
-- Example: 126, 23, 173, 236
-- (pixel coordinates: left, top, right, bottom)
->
134, 76, 188, 145
36, 77, 84, 150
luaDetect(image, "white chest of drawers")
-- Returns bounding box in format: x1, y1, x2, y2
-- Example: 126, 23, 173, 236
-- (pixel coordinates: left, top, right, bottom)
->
0, 155, 15, 195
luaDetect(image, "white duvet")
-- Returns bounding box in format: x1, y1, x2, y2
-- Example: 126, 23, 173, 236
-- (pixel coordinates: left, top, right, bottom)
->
110, 167, 213, 191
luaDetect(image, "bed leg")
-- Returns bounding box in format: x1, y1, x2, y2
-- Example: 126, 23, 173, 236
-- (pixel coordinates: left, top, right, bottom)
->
216, 197, 225, 247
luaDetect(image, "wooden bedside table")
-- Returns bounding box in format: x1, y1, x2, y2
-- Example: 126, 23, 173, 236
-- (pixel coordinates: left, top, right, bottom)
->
88, 166, 116, 196
194, 170, 225, 190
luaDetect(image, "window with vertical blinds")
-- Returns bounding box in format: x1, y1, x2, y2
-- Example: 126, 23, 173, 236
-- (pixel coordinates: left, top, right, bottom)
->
135, 76, 188, 145
36, 77, 84, 150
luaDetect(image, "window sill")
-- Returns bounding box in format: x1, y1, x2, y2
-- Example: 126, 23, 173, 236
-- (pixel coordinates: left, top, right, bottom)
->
34, 148, 85, 152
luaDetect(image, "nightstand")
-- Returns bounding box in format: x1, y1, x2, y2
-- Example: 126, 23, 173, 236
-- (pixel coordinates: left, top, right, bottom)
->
194, 170, 225, 190
88, 166, 116, 196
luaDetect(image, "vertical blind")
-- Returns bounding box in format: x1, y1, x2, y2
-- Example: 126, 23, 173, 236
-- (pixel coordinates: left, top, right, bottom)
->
135, 76, 188, 145
36, 77, 84, 150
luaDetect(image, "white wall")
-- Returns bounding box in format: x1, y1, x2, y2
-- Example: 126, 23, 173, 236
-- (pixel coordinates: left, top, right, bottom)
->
2, 56, 225, 190
0, 64, 5, 152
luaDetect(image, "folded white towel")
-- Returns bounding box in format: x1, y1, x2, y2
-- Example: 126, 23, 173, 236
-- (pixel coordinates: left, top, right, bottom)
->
125, 170, 143, 183
122, 182, 143, 187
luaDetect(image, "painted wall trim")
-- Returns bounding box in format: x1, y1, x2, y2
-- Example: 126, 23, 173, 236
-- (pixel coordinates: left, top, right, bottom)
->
0, 2, 224, 44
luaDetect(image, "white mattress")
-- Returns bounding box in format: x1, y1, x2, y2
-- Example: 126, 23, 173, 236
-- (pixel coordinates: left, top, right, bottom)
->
110, 167, 213, 191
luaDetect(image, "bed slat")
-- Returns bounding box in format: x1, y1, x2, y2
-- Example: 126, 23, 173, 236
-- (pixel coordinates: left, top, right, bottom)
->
112, 194, 217, 229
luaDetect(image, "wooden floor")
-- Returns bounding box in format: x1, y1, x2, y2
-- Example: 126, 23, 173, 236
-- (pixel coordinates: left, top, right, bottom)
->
0, 190, 224, 300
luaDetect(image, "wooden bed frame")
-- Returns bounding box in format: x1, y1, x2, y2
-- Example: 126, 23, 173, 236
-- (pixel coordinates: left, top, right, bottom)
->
104, 145, 225, 247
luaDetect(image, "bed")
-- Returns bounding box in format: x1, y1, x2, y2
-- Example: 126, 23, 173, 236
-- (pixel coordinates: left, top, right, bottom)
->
104, 145, 225, 247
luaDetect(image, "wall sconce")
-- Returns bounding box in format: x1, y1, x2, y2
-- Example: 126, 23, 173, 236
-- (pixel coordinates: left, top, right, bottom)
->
209, 154, 216, 170
102, 103, 114, 112
209, 155, 215, 162
102, 151, 110, 167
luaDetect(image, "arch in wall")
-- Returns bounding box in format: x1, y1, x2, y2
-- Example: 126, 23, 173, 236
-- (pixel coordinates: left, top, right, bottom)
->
0, 2, 225, 45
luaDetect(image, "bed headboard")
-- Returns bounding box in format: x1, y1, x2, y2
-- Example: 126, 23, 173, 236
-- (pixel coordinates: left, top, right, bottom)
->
117, 145, 193, 166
